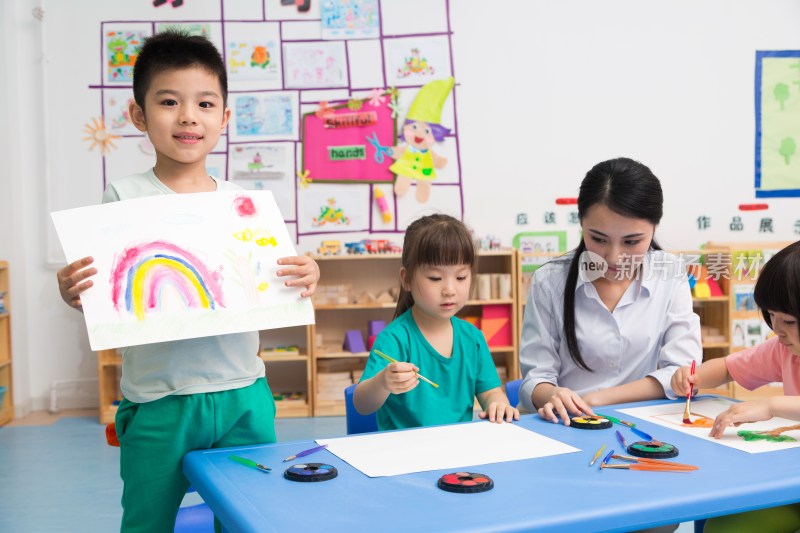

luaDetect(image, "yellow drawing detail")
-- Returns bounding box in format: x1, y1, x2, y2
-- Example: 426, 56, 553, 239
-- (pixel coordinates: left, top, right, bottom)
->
83, 116, 120, 155
233, 228, 278, 247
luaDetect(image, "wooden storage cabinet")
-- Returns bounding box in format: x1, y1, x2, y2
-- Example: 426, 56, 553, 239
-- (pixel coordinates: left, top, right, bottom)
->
311, 250, 519, 417
0, 261, 12, 426
96, 325, 314, 423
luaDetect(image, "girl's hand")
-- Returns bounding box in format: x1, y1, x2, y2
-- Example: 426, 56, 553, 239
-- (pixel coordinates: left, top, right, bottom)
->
379, 362, 419, 395
537, 387, 595, 425
670, 365, 698, 397
277, 255, 320, 298
56, 256, 97, 311
479, 402, 520, 424
710, 399, 774, 439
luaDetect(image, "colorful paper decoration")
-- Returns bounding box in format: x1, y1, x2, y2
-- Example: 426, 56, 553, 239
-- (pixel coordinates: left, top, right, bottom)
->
390, 77, 454, 203
302, 91, 397, 183
374, 186, 392, 223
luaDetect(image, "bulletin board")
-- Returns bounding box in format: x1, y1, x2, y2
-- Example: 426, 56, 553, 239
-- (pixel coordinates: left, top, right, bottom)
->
301, 92, 397, 184
42, 0, 464, 263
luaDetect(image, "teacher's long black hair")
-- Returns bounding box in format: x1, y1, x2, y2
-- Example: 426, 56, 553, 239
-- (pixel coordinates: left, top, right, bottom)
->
563, 157, 664, 371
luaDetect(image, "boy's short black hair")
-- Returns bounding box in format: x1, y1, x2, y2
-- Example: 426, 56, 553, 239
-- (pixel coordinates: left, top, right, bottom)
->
132, 29, 228, 111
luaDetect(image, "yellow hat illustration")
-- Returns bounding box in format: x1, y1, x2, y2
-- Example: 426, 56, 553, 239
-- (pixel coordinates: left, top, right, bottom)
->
406, 77, 454, 125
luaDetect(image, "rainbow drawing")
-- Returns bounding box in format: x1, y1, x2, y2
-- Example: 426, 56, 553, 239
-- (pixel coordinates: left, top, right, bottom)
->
110, 241, 226, 320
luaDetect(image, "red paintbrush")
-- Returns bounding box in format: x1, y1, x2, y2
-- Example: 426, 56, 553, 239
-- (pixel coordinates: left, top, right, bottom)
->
683, 360, 696, 424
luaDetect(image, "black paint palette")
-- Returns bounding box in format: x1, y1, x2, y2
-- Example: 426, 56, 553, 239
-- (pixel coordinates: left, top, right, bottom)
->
570, 416, 612, 430
627, 441, 679, 459
283, 463, 338, 482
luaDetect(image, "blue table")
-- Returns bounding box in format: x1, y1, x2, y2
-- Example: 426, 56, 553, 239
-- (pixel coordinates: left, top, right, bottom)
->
182, 397, 800, 532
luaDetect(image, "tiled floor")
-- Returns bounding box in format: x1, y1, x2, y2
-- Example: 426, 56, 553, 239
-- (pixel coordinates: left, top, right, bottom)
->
0, 410, 696, 532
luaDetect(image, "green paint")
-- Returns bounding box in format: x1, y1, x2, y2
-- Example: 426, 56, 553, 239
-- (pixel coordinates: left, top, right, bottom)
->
774, 83, 790, 111
780, 137, 796, 165
738, 430, 797, 443
631, 442, 674, 453
329, 145, 366, 161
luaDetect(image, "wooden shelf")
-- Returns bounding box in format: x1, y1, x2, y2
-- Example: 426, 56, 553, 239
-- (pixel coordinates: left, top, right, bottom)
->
0, 260, 12, 426
693, 296, 729, 303
259, 352, 309, 363
315, 303, 396, 310
701, 342, 730, 349
314, 399, 346, 417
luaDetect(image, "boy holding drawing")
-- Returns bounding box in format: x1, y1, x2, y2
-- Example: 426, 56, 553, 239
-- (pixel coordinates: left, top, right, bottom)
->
672, 240, 800, 532
56, 30, 319, 532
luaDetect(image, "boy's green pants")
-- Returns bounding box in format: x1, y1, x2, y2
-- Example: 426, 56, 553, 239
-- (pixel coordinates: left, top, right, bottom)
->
115, 378, 276, 533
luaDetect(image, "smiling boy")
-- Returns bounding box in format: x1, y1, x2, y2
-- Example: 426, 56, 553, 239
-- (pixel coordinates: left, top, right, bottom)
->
56, 31, 319, 532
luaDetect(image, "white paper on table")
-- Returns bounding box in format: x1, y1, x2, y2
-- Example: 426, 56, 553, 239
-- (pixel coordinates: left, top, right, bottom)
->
51, 191, 314, 350
316, 422, 580, 477
618, 398, 800, 454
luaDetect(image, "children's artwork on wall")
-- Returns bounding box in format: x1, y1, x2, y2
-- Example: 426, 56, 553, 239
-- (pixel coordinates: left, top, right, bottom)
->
52, 1, 463, 263
755, 51, 800, 197
619, 398, 800, 453
50, 191, 314, 350
283, 41, 348, 89
230, 142, 293, 181
102, 24, 151, 84
321, 0, 381, 40
302, 90, 397, 184
383, 36, 452, 87
298, 183, 370, 234
102, 90, 138, 136
230, 91, 299, 142
390, 78, 454, 203
83, 116, 120, 156
225, 22, 282, 90
264, 0, 321, 20
513, 231, 568, 272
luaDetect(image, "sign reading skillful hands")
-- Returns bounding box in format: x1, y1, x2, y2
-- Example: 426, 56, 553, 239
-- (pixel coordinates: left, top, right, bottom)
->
51, 191, 314, 350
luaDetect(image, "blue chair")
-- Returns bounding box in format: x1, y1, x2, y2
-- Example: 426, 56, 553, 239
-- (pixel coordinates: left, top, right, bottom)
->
505, 378, 522, 408
174, 484, 214, 533
344, 383, 378, 435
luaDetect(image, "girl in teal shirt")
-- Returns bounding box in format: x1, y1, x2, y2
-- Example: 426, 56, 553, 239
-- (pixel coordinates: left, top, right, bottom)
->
354, 214, 519, 430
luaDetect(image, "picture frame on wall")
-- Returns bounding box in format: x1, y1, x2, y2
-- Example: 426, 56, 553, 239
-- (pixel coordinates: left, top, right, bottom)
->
513, 231, 567, 272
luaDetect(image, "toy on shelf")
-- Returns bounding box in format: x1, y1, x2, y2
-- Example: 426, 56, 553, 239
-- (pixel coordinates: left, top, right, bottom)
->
345, 241, 367, 254
313, 284, 353, 305
317, 240, 342, 256
343, 329, 367, 353
367, 320, 386, 350
343, 239, 402, 255
261, 345, 301, 356
273, 391, 305, 402
478, 235, 502, 251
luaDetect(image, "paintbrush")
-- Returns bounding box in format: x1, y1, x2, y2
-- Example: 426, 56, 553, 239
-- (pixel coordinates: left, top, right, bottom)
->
373, 349, 439, 388
683, 360, 696, 424
611, 454, 699, 470
229, 455, 271, 473
601, 463, 696, 472
629, 426, 664, 447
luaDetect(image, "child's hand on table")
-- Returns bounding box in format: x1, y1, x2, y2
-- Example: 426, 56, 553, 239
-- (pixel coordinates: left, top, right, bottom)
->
277, 255, 320, 297
56, 256, 97, 311
538, 386, 595, 425
479, 402, 520, 424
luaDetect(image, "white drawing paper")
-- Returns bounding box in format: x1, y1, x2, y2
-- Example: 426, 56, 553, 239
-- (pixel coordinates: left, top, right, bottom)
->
51, 191, 314, 350
618, 398, 800, 454
317, 421, 580, 477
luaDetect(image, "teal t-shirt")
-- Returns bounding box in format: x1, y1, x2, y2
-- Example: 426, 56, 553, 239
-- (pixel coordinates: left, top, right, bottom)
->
360, 309, 501, 430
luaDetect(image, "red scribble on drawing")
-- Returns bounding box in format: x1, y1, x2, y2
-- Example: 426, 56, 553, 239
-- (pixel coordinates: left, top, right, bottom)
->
233, 195, 257, 217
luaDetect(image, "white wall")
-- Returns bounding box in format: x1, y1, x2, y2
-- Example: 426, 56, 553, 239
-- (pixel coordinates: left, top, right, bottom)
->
3, 0, 800, 414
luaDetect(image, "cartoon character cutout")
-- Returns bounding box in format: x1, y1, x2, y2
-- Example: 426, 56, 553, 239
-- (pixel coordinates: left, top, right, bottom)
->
390, 77, 454, 203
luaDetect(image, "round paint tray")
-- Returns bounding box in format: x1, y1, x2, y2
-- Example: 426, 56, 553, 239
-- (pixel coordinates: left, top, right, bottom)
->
570, 416, 612, 430
627, 441, 679, 459
283, 463, 338, 482
437, 472, 494, 494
